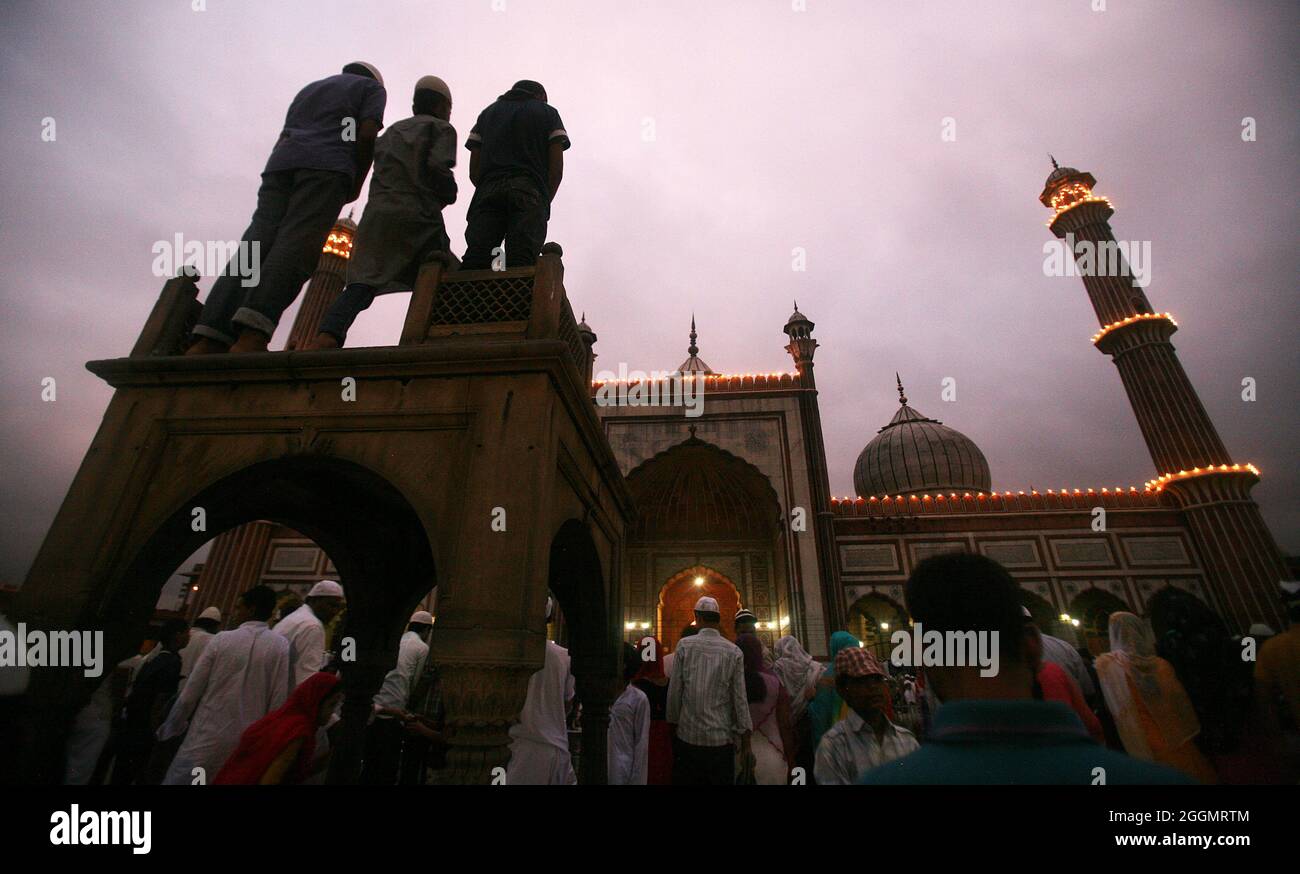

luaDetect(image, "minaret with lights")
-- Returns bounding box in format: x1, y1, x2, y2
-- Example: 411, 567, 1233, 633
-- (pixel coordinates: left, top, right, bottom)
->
285, 212, 357, 350
1040, 159, 1288, 628
782, 302, 846, 630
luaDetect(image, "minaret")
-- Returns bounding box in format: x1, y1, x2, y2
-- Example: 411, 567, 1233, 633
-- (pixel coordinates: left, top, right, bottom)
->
676, 315, 713, 374
782, 303, 846, 632
285, 212, 356, 350
1041, 161, 1287, 629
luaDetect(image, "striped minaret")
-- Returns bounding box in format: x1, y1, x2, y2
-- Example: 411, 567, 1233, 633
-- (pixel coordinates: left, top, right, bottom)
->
284, 212, 356, 350
1041, 160, 1288, 630
187, 521, 274, 623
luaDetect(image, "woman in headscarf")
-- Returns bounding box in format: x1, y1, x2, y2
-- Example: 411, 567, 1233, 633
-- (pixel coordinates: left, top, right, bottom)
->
1094, 612, 1217, 783
737, 634, 795, 784
631, 635, 673, 785
807, 631, 861, 757
214, 671, 342, 785
773, 635, 824, 771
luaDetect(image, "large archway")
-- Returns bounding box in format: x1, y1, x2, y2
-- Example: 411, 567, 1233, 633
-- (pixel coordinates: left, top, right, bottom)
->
547, 519, 617, 784
625, 436, 790, 655
658, 566, 742, 652
848, 593, 907, 661
1069, 587, 1130, 656
27, 454, 436, 784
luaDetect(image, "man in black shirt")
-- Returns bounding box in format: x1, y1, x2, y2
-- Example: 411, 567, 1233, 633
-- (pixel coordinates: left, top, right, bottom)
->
461, 80, 570, 270
111, 619, 189, 785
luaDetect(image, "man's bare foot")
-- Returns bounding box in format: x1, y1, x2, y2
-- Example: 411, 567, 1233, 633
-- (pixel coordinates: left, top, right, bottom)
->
184, 338, 228, 356
229, 330, 270, 354
305, 333, 340, 350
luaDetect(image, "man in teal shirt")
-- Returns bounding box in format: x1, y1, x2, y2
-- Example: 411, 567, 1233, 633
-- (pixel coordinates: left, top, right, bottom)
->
862, 553, 1192, 785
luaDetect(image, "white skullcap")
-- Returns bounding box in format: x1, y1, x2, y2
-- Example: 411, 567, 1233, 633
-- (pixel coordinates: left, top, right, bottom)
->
1281, 581, 1300, 596
1247, 623, 1275, 637
345, 61, 384, 88
308, 580, 345, 599
410, 610, 434, 625
198, 606, 222, 622
694, 596, 719, 613
415, 75, 452, 105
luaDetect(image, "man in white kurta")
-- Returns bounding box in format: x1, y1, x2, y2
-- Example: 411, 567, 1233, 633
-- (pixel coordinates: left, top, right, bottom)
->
274, 580, 345, 687
177, 606, 222, 691
507, 599, 576, 785
607, 680, 650, 785
157, 588, 291, 785
362, 611, 433, 784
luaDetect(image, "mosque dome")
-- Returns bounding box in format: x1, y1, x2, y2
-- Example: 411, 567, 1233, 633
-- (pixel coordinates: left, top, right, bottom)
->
853, 377, 992, 498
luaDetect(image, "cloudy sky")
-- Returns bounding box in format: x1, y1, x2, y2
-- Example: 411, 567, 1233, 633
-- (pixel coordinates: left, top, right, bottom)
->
1, 0, 1296, 585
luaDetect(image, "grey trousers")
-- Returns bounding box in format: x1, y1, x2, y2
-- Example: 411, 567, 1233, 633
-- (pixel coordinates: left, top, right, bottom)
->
192, 168, 351, 344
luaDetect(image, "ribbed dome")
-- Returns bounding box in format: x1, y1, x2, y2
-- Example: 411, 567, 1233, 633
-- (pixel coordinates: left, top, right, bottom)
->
853, 381, 991, 498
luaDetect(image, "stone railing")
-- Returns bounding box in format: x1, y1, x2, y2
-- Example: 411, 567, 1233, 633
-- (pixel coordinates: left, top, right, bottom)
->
129, 244, 594, 392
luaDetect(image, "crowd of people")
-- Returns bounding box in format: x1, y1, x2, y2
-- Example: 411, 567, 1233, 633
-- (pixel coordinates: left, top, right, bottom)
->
182, 61, 569, 356
40, 553, 1300, 786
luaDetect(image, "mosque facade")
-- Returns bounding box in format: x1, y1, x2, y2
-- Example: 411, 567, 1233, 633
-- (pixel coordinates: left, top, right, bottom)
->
185, 163, 1291, 657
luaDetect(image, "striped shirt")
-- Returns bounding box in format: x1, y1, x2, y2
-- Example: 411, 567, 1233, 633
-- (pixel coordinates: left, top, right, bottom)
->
666, 628, 752, 746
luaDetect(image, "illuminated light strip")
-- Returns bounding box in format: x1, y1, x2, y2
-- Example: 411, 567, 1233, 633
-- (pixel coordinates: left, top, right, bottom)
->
1145, 463, 1260, 492
1046, 194, 1113, 226
592, 371, 799, 386
832, 486, 1149, 504
1091, 312, 1177, 344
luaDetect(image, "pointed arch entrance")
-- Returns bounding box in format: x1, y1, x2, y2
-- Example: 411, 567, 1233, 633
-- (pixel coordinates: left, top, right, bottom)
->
624, 436, 790, 654
847, 593, 907, 661
658, 566, 741, 651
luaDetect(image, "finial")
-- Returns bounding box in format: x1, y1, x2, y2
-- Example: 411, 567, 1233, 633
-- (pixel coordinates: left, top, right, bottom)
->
688, 315, 699, 356
1049, 154, 1059, 170
347, 208, 355, 220
895, 372, 908, 406
793, 300, 799, 311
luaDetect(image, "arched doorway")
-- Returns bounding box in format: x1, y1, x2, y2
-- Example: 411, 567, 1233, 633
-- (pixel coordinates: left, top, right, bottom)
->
1069, 587, 1130, 656
847, 593, 907, 662
26, 454, 436, 784
625, 437, 789, 656
659, 566, 741, 652
547, 519, 616, 784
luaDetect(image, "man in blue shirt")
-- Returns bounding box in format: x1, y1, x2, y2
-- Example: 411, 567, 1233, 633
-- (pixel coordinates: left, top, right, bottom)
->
861, 553, 1192, 785
186, 62, 386, 355
460, 80, 570, 270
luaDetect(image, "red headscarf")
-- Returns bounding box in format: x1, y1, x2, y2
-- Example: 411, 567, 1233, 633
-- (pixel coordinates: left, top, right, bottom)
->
631, 636, 666, 683
215, 672, 341, 785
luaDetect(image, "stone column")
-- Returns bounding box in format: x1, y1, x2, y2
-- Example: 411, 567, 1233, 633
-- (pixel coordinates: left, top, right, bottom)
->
433, 660, 536, 784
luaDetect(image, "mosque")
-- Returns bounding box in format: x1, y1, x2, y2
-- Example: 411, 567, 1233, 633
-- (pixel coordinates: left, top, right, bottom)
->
178, 161, 1291, 659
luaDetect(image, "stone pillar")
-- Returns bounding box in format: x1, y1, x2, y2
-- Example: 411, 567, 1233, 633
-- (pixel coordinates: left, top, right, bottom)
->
572, 658, 615, 785
433, 660, 535, 784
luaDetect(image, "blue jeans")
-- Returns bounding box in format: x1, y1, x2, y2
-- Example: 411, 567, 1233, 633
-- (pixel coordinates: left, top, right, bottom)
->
192, 168, 351, 345
316, 282, 377, 346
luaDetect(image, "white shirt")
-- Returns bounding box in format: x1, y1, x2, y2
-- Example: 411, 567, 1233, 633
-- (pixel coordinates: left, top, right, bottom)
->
662, 652, 675, 679
158, 620, 291, 785
273, 604, 327, 687
666, 627, 752, 747
607, 684, 650, 785
507, 640, 576, 785
178, 627, 215, 688
372, 630, 430, 712
814, 711, 919, 785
